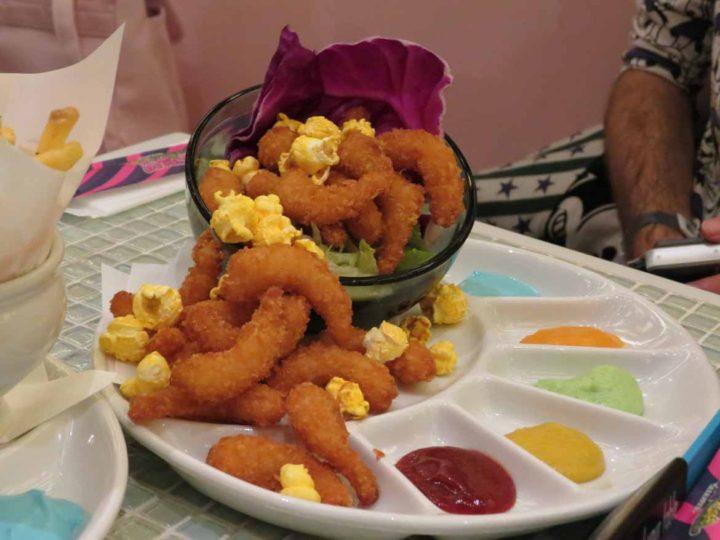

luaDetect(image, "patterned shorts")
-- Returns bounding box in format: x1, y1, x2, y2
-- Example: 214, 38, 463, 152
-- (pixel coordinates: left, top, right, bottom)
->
474, 126, 625, 263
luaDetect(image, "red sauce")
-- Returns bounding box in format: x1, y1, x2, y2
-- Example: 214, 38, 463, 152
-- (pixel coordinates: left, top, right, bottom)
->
396, 446, 516, 514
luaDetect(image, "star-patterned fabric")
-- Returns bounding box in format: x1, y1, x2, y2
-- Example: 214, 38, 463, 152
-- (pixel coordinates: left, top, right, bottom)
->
474, 126, 624, 262
475, 0, 720, 263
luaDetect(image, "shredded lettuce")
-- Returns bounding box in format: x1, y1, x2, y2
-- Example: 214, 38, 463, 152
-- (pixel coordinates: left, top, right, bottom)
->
311, 224, 431, 276
310, 223, 323, 245
407, 224, 426, 250
325, 250, 358, 267
356, 240, 378, 274
323, 242, 378, 277
395, 248, 433, 271
311, 224, 378, 276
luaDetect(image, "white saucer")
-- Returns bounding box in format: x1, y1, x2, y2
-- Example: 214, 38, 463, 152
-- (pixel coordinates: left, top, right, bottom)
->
0, 357, 127, 540
96, 238, 720, 539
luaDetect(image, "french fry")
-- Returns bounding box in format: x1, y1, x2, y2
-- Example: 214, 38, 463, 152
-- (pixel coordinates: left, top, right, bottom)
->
0, 126, 15, 146
0, 116, 14, 145
35, 141, 84, 171
36, 107, 79, 154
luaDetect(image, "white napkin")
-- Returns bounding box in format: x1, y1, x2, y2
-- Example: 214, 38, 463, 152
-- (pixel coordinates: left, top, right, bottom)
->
65, 132, 189, 218
99, 243, 192, 380
0, 28, 122, 283
0, 359, 116, 444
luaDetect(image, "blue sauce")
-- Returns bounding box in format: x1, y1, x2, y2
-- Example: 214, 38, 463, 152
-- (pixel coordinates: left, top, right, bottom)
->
0, 490, 86, 540
460, 271, 540, 297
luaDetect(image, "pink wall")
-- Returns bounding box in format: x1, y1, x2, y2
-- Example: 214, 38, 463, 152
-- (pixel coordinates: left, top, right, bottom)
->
169, 0, 636, 170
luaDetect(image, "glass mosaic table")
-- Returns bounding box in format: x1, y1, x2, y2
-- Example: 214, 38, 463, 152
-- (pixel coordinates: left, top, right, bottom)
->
57, 191, 720, 539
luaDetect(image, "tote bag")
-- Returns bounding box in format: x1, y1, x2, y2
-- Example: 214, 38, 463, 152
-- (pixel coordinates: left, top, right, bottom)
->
0, 0, 189, 151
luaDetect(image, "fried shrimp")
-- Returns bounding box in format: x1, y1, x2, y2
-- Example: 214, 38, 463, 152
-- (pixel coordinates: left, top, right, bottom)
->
128, 384, 285, 426
269, 341, 398, 413
376, 174, 425, 274
287, 383, 379, 506
199, 167, 243, 212
179, 299, 257, 352
179, 230, 225, 306
207, 434, 352, 506
319, 222, 348, 248
246, 168, 390, 226
378, 129, 464, 227
172, 287, 310, 403
243, 169, 280, 197
326, 172, 383, 246
109, 290, 134, 317
345, 200, 383, 246
337, 132, 392, 178
146, 327, 187, 363
386, 340, 437, 384
220, 245, 364, 350
257, 125, 297, 170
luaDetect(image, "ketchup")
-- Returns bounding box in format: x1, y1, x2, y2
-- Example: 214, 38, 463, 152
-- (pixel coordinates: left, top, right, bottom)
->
396, 446, 516, 514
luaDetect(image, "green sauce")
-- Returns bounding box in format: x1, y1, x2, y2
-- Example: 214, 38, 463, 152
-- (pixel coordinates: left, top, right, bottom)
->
536, 365, 644, 415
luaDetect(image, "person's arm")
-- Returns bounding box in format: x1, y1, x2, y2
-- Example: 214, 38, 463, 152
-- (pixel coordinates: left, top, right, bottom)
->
607, 0, 713, 260
604, 70, 694, 259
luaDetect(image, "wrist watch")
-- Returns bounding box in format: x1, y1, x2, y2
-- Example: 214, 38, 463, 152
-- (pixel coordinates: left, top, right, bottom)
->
631, 212, 701, 239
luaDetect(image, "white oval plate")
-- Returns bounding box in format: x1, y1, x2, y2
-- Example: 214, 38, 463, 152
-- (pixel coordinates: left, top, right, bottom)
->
96, 238, 720, 539
0, 357, 127, 540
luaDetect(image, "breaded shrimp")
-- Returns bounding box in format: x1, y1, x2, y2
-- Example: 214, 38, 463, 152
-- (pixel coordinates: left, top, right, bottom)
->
257, 125, 297, 170
337, 132, 392, 178
269, 341, 398, 413
326, 172, 383, 246
287, 383, 379, 506
109, 290, 134, 317
175, 341, 201, 363
386, 340, 437, 384
319, 222, 348, 248
376, 174, 425, 274
128, 384, 285, 426
146, 327, 187, 363
246, 168, 390, 226
179, 230, 225, 306
220, 245, 364, 350
378, 129, 464, 227
199, 167, 243, 212
180, 299, 257, 353
243, 168, 280, 198
172, 287, 310, 403
207, 434, 352, 506
345, 200, 383, 246
326, 169, 351, 184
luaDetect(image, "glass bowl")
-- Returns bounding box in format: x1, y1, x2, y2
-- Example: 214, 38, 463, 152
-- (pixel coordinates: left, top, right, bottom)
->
185, 86, 477, 328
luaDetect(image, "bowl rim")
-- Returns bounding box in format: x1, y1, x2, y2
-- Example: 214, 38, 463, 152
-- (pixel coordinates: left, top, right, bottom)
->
185, 86, 477, 286
0, 230, 64, 301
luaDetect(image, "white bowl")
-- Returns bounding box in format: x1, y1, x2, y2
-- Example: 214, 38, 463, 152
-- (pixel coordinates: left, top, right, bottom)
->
0, 231, 65, 397
0, 358, 127, 540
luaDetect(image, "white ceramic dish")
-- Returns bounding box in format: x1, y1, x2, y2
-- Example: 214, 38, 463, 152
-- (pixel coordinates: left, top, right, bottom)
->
96, 238, 720, 539
0, 357, 127, 540
0, 230, 66, 397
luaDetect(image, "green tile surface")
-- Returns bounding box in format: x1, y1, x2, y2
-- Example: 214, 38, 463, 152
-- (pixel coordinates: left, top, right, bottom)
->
664, 294, 698, 309
58, 191, 720, 539
634, 285, 666, 301
659, 303, 685, 320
